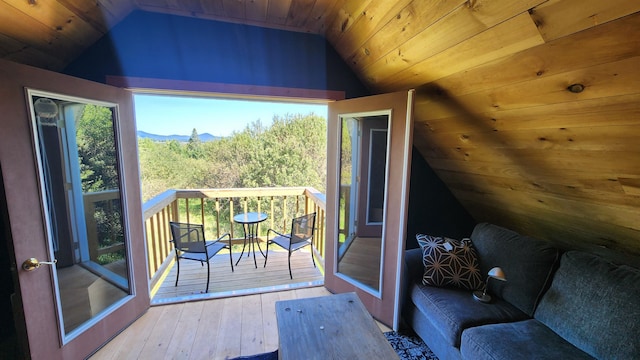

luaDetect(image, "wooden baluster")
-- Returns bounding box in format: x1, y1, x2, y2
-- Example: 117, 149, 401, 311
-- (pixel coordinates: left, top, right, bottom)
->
200, 198, 205, 230
229, 197, 235, 239
215, 198, 221, 238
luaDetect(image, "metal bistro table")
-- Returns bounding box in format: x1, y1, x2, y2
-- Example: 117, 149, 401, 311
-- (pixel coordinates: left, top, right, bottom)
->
233, 212, 268, 268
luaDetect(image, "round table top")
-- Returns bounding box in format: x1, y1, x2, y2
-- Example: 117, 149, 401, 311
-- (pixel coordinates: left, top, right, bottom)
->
233, 212, 268, 224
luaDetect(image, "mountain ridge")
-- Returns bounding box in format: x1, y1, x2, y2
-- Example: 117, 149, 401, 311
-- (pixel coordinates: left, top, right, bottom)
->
137, 130, 222, 142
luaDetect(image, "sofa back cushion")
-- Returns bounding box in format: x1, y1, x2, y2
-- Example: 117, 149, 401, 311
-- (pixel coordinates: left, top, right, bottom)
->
471, 223, 559, 316
535, 251, 640, 359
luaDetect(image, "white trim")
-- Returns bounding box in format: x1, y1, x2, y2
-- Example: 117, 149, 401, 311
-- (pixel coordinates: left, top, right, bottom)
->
392, 89, 415, 330
334, 109, 392, 299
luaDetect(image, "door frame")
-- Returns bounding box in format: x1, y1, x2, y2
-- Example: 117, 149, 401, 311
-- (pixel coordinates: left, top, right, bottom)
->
325, 90, 414, 330
0, 59, 149, 359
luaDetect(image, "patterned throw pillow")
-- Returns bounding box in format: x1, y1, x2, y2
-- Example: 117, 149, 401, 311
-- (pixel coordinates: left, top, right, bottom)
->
416, 234, 483, 290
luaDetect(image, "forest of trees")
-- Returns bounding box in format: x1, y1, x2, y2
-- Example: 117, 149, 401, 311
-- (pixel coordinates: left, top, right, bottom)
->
138, 113, 328, 202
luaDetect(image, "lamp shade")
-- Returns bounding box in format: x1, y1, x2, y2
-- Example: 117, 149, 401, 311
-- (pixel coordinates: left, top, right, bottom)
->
488, 267, 506, 281
473, 266, 507, 303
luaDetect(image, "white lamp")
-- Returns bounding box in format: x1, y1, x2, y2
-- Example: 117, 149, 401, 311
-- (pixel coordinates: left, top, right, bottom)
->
473, 266, 507, 303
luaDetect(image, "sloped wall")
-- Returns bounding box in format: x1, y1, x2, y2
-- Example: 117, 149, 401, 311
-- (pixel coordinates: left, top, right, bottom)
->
409, 6, 640, 257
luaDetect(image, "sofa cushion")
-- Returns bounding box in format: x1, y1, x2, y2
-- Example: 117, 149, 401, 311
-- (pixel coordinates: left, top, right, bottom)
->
460, 319, 593, 360
408, 279, 529, 348
416, 234, 483, 290
470, 223, 559, 316
535, 251, 640, 359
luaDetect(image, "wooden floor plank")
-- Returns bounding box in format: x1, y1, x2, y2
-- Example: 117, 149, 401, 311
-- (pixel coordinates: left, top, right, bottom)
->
90, 305, 165, 360
165, 301, 204, 359
188, 298, 225, 359
91, 287, 346, 359
240, 294, 266, 356
138, 303, 184, 358
260, 292, 282, 353
215, 297, 243, 359
153, 248, 322, 305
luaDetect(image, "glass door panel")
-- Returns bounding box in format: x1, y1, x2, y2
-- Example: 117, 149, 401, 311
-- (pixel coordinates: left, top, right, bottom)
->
27, 90, 132, 339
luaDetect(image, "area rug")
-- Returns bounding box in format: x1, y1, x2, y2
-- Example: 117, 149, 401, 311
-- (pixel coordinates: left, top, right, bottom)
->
230, 330, 438, 360
384, 330, 439, 360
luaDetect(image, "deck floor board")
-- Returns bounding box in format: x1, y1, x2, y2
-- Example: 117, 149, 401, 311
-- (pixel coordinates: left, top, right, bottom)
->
152, 246, 323, 304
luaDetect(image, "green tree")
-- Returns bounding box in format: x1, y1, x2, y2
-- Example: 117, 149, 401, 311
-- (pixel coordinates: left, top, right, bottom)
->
138, 112, 327, 201
76, 104, 118, 192
187, 128, 204, 159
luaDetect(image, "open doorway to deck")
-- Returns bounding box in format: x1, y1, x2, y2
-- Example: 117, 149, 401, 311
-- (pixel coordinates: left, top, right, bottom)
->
132, 92, 329, 305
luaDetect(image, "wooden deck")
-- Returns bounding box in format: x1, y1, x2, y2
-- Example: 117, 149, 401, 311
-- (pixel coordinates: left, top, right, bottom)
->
152, 246, 323, 305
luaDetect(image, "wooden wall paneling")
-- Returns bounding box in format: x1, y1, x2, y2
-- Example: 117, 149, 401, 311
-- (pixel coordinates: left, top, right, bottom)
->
66, 0, 129, 31
491, 94, 640, 131
0, 33, 64, 70
331, 0, 412, 58
619, 178, 640, 196
222, 0, 245, 18
457, 193, 640, 258
448, 55, 640, 114
172, 0, 206, 15
530, 0, 640, 41
323, 0, 372, 45
347, 0, 465, 72
435, 169, 637, 209
432, 11, 640, 98
266, 0, 291, 24
420, 122, 640, 154
135, 0, 174, 11
0, 3, 80, 63
415, 94, 640, 169
197, 0, 226, 15
285, 0, 314, 27
359, 0, 547, 87
449, 175, 640, 231
7, 0, 104, 47
246, 0, 268, 22
304, 0, 340, 33
377, 12, 545, 92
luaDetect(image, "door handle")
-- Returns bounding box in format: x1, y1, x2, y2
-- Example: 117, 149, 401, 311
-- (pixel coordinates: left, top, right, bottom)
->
22, 258, 57, 271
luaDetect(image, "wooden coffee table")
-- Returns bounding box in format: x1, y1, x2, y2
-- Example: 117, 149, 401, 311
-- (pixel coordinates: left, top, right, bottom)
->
275, 292, 398, 359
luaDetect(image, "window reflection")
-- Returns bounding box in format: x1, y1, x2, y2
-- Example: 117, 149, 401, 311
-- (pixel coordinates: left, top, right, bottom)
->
336, 114, 389, 293
29, 91, 130, 336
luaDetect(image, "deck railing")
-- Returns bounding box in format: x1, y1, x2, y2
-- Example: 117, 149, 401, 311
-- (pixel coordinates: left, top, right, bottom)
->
142, 187, 327, 289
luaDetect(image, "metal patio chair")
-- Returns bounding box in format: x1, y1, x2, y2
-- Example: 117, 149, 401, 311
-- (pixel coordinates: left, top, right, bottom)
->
169, 221, 233, 293
263, 213, 316, 279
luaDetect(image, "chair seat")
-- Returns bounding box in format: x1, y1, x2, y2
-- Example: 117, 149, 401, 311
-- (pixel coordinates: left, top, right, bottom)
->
271, 235, 311, 252
179, 241, 227, 261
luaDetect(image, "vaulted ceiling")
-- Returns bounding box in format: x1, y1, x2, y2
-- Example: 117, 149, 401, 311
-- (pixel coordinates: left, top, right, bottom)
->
1, 0, 639, 258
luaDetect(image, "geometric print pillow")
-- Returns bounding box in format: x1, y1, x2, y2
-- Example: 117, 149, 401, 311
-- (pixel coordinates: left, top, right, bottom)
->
416, 234, 483, 291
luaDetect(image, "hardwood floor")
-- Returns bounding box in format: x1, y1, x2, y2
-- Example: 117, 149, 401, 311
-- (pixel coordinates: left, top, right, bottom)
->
338, 237, 382, 290
90, 247, 393, 359
91, 286, 379, 359
57, 264, 128, 333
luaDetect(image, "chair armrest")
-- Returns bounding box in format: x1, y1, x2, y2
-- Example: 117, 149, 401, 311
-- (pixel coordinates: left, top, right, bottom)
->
267, 228, 289, 241
206, 232, 232, 248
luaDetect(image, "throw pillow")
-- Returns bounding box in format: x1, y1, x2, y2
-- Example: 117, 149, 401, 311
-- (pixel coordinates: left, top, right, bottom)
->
416, 234, 483, 290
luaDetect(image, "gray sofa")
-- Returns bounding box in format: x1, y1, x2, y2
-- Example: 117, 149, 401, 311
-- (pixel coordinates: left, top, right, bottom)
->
403, 223, 640, 360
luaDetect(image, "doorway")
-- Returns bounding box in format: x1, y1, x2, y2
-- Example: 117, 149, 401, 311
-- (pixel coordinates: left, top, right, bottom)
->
0, 169, 28, 359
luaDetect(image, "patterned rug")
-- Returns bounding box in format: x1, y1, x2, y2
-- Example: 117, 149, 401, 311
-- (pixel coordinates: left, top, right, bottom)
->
384, 330, 439, 360
230, 330, 438, 360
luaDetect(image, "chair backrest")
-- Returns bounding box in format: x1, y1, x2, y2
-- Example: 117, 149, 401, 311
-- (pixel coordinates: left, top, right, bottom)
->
169, 222, 207, 253
290, 213, 316, 245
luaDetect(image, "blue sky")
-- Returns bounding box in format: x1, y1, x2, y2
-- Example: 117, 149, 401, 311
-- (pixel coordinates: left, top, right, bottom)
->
133, 94, 328, 137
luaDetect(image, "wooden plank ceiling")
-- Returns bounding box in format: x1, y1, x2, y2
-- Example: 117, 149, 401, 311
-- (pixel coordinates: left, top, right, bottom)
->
1, 0, 639, 257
